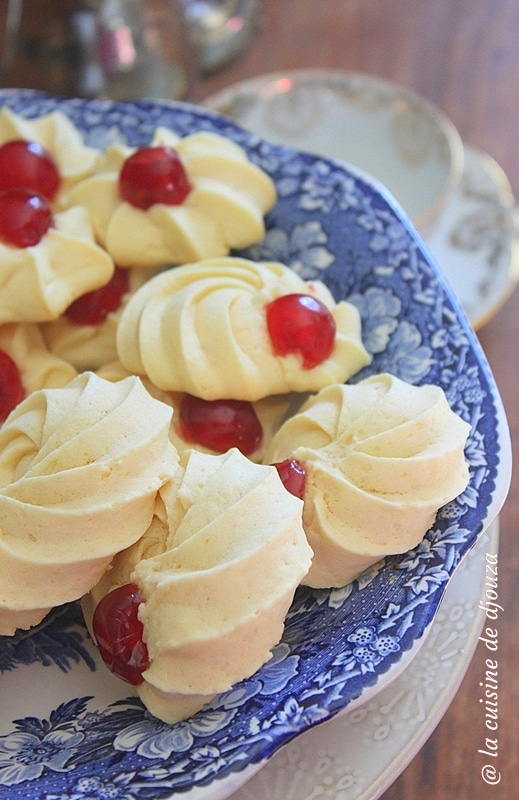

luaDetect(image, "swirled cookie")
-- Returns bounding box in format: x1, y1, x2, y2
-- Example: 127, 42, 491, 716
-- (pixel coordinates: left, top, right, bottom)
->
116, 256, 371, 401
67, 129, 276, 268
0, 323, 77, 421
83, 447, 312, 723
0, 107, 101, 208
264, 373, 471, 588
0, 205, 114, 324
0, 372, 178, 635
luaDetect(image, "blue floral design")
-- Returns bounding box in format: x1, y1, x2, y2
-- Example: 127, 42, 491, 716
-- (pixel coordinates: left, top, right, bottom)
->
0, 89, 507, 800
348, 286, 401, 354
382, 319, 435, 383
341, 626, 401, 671
47, 774, 136, 800
248, 220, 334, 278
0, 727, 83, 785
113, 707, 237, 760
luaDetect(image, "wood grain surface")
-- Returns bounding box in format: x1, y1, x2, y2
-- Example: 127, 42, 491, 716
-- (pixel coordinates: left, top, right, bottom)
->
198, 2, 519, 797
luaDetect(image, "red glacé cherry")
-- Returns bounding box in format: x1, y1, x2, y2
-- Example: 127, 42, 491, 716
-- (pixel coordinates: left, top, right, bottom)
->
178, 394, 263, 456
266, 293, 336, 369
273, 458, 307, 500
92, 582, 150, 686
0, 139, 61, 201
65, 267, 130, 325
0, 189, 53, 248
119, 146, 191, 210
0, 349, 25, 423
0, 139, 61, 200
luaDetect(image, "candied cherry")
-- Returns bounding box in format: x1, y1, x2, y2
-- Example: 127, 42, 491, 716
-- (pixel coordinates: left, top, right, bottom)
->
92, 582, 150, 686
273, 458, 307, 500
65, 267, 130, 325
119, 146, 191, 210
0, 349, 25, 423
0, 139, 60, 201
0, 189, 53, 248
266, 293, 336, 369
178, 394, 263, 456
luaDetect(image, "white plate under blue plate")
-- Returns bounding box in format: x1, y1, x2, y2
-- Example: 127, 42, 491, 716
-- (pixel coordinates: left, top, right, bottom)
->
0, 90, 511, 800
228, 519, 499, 800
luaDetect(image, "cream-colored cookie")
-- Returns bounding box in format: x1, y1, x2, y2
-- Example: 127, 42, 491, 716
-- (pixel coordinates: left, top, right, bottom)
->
67, 130, 276, 268
0, 322, 76, 402
84, 448, 312, 723
0, 372, 178, 635
116, 256, 371, 401
0, 107, 101, 208
0, 205, 114, 324
264, 374, 471, 588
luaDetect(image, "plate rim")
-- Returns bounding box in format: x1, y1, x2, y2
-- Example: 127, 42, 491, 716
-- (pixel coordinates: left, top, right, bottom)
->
0, 88, 511, 800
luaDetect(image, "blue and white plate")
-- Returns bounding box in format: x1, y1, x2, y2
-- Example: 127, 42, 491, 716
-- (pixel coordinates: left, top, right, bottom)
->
0, 90, 511, 800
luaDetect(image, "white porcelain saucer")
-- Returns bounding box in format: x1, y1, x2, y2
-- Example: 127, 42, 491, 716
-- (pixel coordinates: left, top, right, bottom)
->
204, 72, 518, 330
229, 520, 498, 800
203, 69, 465, 235
426, 146, 518, 329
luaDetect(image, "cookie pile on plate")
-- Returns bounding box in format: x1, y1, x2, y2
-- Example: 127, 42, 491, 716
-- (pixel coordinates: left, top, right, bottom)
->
0, 106, 471, 724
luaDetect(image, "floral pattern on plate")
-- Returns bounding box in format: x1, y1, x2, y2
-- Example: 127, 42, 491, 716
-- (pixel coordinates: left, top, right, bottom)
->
0, 90, 511, 800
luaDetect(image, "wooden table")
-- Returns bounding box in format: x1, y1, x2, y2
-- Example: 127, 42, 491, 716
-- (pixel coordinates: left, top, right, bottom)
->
197, 1, 519, 797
